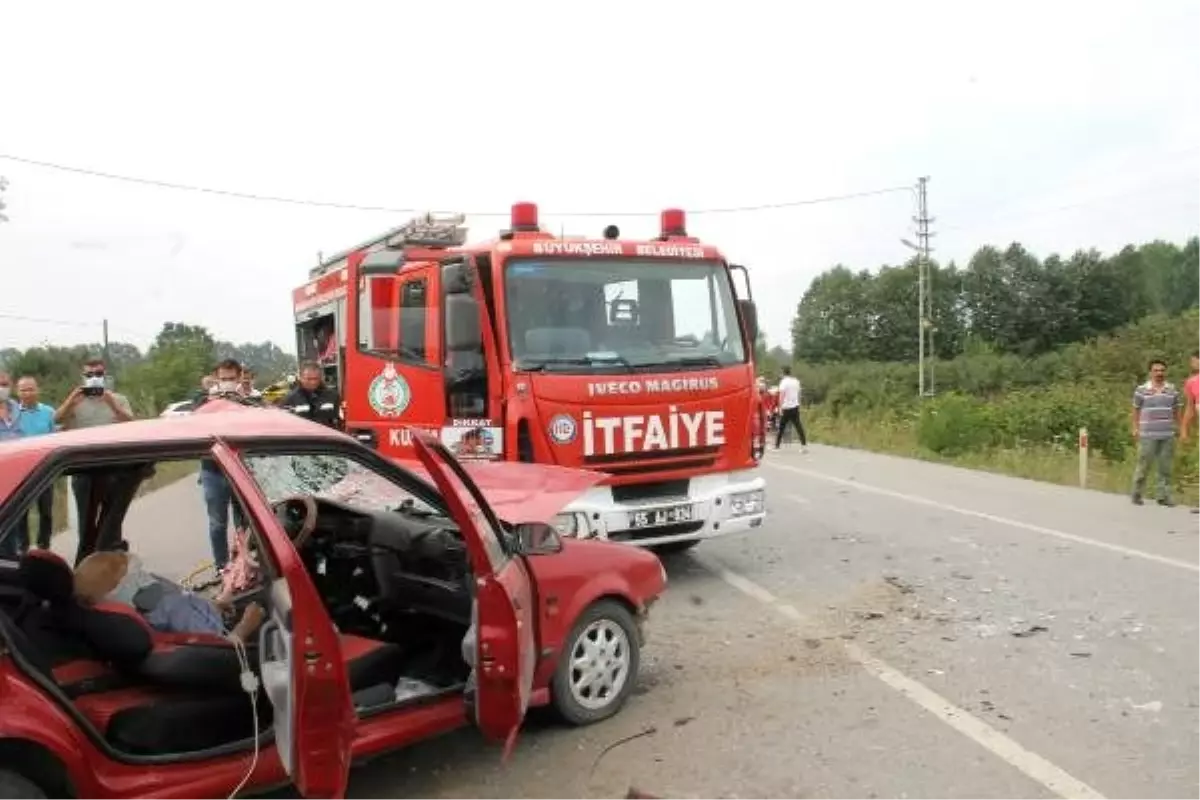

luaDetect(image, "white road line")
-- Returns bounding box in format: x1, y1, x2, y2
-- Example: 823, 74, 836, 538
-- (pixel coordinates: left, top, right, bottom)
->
843, 642, 1105, 800
692, 553, 1107, 800
767, 461, 1199, 574
788, 493, 810, 504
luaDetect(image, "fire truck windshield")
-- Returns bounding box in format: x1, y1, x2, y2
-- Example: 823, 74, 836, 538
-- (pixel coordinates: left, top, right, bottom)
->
504, 259, 747, 373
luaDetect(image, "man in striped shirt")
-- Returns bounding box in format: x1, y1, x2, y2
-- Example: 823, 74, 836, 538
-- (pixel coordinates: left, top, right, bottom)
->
1130, 358, 1183, 506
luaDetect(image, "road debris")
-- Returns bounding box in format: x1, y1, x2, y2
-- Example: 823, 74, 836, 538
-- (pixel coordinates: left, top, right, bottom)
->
1128, 699, 1164, 713
1010, 624, 1049, 638
589, 726, 658, 780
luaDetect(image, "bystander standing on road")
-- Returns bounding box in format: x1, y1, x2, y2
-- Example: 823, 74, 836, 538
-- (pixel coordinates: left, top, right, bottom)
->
280, 361, 342, 428
0, 372, 19, 444
55, 356, 135, 562
0, 372, 24, 558
774, 366, 808, 453
196, 373, 217, 403
1180, 350, 1199, 513
192, 358, 250, 572
1130, 358, 1183, 507
240, 367, 263, 399
15, 376, 58, 551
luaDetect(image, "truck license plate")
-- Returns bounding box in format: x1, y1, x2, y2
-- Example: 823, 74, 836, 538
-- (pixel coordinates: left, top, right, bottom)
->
628, 504, 694, 530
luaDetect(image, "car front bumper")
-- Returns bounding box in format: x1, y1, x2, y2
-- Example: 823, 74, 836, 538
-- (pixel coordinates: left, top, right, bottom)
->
551, 468, 767, 548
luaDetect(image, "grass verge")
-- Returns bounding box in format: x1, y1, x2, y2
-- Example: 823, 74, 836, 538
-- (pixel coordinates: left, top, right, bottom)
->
804, 410, 1200, 507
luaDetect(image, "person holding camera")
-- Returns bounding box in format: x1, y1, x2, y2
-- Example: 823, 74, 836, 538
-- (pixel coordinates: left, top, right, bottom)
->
192, 358, 252, 571
54, 357, 134, 562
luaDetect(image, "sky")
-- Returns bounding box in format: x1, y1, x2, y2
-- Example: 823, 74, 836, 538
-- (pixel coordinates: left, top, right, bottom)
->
1, 0, 1197, 354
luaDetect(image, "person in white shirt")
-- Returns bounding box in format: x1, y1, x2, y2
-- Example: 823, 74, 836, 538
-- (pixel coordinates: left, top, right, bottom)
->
775, 366, 808, 452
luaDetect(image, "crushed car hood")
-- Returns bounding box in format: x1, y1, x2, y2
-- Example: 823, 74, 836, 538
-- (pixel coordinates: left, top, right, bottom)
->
396, 458, 606, 524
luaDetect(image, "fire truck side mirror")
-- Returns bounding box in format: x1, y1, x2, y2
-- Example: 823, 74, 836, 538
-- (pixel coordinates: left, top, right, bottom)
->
738, 299, 759, 344
360, 249, 406, 276
442, 261, 472, 294
444, 294, 482, 352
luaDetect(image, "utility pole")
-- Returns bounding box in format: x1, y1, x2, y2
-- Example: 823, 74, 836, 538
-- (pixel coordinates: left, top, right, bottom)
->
102, 318, 111, 373
901, 176, 936, 398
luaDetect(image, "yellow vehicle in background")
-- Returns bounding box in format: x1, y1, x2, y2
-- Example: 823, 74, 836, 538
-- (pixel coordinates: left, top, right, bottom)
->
261, 376, 294, 405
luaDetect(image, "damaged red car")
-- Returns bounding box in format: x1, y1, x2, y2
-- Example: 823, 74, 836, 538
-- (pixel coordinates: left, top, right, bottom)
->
0, 404, 667, 798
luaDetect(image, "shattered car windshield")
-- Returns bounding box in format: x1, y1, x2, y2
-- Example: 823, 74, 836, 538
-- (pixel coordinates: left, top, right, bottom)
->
242, 453, 437, 515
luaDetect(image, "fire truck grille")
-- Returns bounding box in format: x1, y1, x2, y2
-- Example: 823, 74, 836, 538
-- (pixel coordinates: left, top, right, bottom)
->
608, 520, 706, 542
612, 480, 690, 504
583, 446, 720, 476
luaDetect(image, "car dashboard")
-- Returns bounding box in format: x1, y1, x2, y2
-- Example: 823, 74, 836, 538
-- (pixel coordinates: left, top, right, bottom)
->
295, 497, 474, 637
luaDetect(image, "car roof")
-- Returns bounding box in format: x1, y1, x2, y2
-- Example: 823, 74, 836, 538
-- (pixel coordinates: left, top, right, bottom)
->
1, 402, 343, 464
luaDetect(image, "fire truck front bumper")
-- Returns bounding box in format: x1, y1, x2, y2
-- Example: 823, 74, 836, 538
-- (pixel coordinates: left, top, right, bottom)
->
551, 468, 767, 548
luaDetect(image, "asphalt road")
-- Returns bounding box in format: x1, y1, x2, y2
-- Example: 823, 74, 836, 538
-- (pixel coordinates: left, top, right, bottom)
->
48, 445, 1200, 799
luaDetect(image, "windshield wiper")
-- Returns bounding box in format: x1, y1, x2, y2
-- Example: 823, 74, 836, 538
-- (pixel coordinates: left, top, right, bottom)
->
640, 355, 726, 369
518, 354, 633, 372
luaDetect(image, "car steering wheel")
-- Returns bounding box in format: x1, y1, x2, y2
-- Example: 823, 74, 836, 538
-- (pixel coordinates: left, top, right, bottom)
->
271, 495, 319, 549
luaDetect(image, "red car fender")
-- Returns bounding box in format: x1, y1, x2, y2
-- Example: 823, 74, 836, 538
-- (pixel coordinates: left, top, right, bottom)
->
0, 669, 100, 797
526, 553, 660, 687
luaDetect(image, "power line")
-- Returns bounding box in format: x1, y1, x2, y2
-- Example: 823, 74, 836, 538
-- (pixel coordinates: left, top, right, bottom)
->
0, 312, 99, 328
0, 153, 913, 217
0, 312, 153, 342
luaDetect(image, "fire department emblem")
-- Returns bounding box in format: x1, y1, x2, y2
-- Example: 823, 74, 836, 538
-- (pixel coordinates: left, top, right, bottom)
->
548, 414, 577, 444
368, 363, 411, 418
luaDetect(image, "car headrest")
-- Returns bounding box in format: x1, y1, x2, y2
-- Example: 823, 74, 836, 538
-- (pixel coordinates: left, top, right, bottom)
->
19, 550, 74, 606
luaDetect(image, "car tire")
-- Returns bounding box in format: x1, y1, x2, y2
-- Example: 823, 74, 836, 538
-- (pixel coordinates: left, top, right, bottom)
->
0, 769, 46, 799
552, 599, 641, 726
649, 539, 699, 555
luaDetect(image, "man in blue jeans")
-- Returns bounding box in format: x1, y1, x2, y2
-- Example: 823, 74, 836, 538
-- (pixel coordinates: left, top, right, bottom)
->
0, 372, 25, 559
16, 376, 58, 551
195, 358, 251, 571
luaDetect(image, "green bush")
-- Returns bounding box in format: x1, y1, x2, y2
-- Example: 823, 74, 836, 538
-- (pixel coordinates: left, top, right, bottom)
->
800, 309, 1198, 499
916, 393, 992, 455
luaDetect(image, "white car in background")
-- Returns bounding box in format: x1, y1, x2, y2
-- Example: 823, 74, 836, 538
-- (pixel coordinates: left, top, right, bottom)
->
159, 399, 196, 419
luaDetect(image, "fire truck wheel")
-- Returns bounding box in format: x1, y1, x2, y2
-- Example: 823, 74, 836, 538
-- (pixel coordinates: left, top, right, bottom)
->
0, 768, 47, 799
552, 599, 641, 726
649, 540, 700, 555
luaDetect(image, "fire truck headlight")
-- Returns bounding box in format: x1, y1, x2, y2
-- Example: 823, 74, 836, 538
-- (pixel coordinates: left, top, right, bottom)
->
729, 490, 765, 517
551, 512, 588, 538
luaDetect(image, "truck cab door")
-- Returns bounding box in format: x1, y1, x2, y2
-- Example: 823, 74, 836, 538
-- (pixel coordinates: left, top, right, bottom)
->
212, 442, 355, 799
411, 434, 536, 756
345, 252, 447, 455
441, 255, 505, 460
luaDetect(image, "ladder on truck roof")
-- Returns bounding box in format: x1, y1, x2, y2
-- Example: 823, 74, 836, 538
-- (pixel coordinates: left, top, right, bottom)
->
308, 212, 470, 279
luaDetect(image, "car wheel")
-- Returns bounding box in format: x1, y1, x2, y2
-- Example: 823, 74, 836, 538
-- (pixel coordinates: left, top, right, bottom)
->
0, 769, 46, 799
552, 599, 641, 726
649, 539, 699, 555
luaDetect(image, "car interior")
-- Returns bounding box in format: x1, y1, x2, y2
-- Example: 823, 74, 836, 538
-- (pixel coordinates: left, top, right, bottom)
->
0, 455, 479, 762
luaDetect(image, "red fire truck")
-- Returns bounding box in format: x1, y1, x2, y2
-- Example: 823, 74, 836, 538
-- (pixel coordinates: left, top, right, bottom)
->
291, 202, 766, 552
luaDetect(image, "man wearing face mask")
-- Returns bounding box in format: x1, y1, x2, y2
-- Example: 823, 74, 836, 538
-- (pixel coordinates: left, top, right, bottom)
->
193, 359, 252, 571
55, 357, 134, 561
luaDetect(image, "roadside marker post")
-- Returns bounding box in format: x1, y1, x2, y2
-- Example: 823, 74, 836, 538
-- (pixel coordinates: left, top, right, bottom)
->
1078, 427, 1089, 488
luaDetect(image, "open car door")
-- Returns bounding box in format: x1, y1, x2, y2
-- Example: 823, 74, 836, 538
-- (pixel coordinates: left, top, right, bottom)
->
212, 442, 356, 799
412, 434, 536, 757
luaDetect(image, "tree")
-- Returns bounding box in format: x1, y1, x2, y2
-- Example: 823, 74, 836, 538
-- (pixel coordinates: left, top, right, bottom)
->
791, 266, 873, 362
790, 236, 1198, 365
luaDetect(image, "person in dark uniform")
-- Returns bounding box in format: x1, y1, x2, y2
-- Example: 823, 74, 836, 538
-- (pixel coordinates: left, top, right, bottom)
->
281, 361, 341, 429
